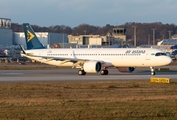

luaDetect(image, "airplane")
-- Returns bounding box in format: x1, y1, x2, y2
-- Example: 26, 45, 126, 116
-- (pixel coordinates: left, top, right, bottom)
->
20, 23, 172, 75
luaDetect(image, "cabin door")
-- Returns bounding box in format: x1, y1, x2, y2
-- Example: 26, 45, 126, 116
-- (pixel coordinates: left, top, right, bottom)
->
145, 49, 151, 60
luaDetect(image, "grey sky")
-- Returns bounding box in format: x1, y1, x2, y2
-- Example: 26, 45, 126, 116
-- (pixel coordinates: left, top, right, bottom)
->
0, 0, 176, 28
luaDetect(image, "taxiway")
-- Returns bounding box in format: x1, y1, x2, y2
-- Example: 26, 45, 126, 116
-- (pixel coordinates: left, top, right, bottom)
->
0, 67, 176, 82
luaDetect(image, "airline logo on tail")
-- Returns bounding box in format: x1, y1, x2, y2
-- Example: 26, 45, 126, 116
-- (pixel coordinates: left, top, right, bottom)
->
27, 30, 34, 42
23, 23, 45, 49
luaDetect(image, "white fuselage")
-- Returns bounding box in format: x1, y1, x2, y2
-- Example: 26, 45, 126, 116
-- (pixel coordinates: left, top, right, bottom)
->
21, 48, 172, 67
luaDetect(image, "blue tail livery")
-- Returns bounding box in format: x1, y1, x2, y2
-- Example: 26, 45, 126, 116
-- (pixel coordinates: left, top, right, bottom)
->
23, 23, 45, 50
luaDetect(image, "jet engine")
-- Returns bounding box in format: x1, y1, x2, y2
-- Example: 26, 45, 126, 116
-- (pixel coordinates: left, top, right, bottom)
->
116, 67, 135, 73
83, 61, 102, 73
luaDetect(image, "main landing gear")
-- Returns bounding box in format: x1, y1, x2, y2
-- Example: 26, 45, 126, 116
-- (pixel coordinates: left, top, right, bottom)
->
78, 67, 109, 75
100, 66, 109, 75
78, 69, 86, 75
150, 67, 155, 75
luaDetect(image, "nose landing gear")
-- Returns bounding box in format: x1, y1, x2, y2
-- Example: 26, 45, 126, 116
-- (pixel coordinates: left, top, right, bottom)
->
150, 67, 156, 75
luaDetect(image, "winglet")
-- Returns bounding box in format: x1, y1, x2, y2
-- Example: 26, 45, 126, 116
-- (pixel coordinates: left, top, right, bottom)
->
23, 23, 45, 50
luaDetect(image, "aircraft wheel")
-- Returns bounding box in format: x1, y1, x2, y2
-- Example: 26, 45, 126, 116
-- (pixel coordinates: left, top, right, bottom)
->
78, 70, 86, 75
104, 70, 108, 75
100, 70, 108, 75
151, 71, 155, 75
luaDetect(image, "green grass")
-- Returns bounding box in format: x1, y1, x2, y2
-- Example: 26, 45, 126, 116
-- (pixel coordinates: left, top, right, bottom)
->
0, 81, 177, 120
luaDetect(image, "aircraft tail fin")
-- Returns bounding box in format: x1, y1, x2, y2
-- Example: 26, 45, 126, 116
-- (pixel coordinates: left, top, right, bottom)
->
23, 23, 45, 50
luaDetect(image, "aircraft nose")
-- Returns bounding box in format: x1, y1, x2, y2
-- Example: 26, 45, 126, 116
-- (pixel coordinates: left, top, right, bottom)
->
166, 57, 172, 65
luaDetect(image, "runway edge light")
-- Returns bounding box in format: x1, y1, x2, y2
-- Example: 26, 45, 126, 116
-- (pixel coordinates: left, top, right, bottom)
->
150, 78, 170, 83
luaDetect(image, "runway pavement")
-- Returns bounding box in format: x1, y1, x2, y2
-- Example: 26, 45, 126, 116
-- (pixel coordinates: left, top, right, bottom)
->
0, 66, 176, 82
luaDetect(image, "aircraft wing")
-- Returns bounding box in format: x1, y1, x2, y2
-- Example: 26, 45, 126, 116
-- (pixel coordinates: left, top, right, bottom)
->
21, 52, 104, 67
41, 55, 104, 65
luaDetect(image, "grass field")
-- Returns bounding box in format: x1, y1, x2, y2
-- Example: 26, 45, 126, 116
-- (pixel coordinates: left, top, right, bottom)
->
0, 81, 177, 120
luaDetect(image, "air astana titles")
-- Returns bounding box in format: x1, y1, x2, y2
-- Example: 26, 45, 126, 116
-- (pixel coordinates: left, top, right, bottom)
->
125, 50, 146, 54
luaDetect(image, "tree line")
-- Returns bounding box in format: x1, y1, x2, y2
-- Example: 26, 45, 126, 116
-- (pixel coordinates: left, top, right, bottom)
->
11, 22, 177, 46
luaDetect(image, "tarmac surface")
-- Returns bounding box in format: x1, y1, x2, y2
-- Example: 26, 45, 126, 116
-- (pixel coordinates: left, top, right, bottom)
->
0, 66, 176, 82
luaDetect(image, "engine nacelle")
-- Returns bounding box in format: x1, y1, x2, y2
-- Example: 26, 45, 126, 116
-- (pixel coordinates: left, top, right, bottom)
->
116, 67, 135, 73
83, 61, 102, 73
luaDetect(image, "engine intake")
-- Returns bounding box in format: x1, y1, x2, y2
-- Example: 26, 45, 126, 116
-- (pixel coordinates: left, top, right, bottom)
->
83, 61, 102, 73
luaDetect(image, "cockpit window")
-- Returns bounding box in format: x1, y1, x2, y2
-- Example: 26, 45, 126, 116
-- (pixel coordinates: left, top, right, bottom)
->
155, 52, 167, 56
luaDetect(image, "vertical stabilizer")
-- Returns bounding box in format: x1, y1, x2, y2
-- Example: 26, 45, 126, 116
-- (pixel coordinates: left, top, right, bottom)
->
23, 23, 45, 49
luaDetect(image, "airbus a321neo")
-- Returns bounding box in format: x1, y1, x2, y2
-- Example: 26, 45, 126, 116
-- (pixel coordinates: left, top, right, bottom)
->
20, 23, 172, 75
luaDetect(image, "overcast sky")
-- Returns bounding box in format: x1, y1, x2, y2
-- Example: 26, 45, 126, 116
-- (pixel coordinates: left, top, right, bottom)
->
0, 0, 177, 28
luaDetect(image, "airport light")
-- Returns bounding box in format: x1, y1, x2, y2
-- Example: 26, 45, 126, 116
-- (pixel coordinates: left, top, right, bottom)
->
132, 26, 138, 47
151, 28, 156, 45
